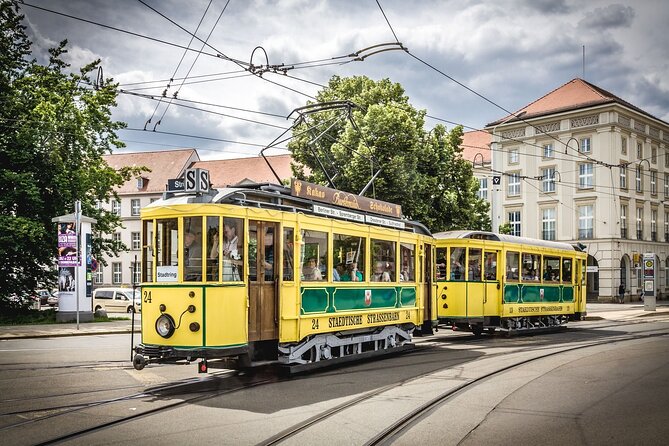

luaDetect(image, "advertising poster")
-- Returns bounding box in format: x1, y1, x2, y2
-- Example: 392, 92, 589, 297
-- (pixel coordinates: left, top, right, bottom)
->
58, 222, 79, 266
58, 266, 75, 292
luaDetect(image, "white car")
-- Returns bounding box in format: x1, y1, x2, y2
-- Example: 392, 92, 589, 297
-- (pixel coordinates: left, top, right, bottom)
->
92, 288, 141, 313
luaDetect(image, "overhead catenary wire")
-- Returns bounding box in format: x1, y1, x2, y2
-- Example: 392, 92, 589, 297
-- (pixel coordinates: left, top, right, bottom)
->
144, 0, 215, 129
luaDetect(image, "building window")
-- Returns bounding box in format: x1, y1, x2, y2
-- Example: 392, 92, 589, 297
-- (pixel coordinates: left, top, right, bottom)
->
131, 199, 141, 216
579, 163, 593, 189
637, 142, 643, 159
651, 209, 657, 242
508, 173, 521, 197
578, 205, 593, 239
94, 264, 104, 284
636, 166, 643, 192
542, 167, 556, 193
477, 177, 488, 200
112, 232, 121, 244
509, 149, 519, 164
621, 204, 628, 239
636, 207, 644, 240
508, 211, 521, 237
651, 171, 657, 195
651, 146, 657, 164
620, 165, 627, 190
111, 200, 121, 216
621, 136, 627, 155
665, 150, 669, 168
136, 177, 144, 190
665, 173, 669, 198
112, 262, 122, 284
665, 212, 669, 242
131, 232, 141, 250
542, 208, 556, 240
580, 137, 591, 153
132, 262, 141, 285
543, 144, 554, 159
95, 200, 102, 210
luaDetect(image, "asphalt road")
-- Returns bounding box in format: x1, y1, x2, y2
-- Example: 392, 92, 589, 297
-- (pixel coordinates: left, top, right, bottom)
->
1, 316, 668, 445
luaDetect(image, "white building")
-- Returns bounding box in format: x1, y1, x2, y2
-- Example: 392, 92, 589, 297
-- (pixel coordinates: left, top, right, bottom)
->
481, 78, 669, 302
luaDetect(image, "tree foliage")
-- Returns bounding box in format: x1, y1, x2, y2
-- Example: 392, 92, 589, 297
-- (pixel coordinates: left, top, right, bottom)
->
0, 1, 144, 300
288, 75, 490, 233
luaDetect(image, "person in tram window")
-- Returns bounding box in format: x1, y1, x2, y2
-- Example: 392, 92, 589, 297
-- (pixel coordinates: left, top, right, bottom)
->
303, 257, 322, 281
219, 223, 241, 281
342, 262, 363, 282
451, 261, 463, 280
333, 263, 346, 281
372, 261, 391, 282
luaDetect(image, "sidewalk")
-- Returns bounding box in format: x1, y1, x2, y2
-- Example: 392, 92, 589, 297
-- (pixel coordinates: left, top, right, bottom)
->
1, 304, 668, 340
0, 318, 137, 340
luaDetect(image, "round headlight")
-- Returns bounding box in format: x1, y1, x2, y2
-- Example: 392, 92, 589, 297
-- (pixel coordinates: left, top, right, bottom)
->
155, 314, 175, 338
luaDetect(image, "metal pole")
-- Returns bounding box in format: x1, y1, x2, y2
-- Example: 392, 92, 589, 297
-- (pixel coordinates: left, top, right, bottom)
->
75, 200, 81, 330
131, 255, 137, 362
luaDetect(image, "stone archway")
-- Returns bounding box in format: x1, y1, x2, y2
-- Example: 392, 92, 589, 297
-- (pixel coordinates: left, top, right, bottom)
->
587, 255, 599, 302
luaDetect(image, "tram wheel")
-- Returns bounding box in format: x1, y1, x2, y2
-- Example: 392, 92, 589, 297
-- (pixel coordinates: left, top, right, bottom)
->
133, 354, 147, 371
471, 324, 484, 337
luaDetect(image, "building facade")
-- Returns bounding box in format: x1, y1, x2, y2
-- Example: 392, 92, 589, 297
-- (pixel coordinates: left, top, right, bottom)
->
483, 78, 669, 302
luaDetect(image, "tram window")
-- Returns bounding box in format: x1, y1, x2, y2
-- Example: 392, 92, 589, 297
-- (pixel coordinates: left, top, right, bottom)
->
283, 227, 294, 281
206, 217, 220, 282
183, 217, 203, 282
436, 247, 447, 280
484, 252, 497, 280
142, 219, 154, 282
372, 239, 395, 282
301, 230, 327, 281
263, 225, 275, 281
562, 258, 573, 283
333, 233, 365, 282
156, 218, 178, 282
222, 218, 243, 281
400, 243, 415, 282
543, 256, 560, 282
522, 253, 540, 281
450, 247, 465, 281
468, 248, 482, 281
505, 251, 519, 281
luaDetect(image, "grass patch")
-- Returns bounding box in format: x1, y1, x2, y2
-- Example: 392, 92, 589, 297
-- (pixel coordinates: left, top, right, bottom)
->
0, 307, 131, 325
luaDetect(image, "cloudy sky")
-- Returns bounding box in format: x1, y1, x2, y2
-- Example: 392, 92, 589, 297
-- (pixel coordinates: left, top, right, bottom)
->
20, 0, 669, 160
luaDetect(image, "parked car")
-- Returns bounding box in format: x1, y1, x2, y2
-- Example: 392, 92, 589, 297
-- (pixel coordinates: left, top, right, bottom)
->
47, 292, 59, 307
92, 287, 141, 313
35, 290, 51, 306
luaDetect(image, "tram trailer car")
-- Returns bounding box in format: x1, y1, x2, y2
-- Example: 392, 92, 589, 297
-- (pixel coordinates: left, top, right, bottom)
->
434, 231, 587, 335
133, 180, 437, 372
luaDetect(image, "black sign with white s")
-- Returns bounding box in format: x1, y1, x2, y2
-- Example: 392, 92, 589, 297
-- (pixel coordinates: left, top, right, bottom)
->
492, 175, 501, 185
184, 168, 210, 193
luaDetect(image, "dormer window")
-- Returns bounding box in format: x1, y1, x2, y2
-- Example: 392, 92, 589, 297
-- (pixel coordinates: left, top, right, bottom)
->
136, 177, 146, 189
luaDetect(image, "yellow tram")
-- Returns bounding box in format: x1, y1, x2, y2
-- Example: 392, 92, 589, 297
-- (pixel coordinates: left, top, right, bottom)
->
134, 176, 436, 371
434, 231, 587, 335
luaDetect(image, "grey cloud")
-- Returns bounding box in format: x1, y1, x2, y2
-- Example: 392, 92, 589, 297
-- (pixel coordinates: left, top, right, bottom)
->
579, 4, 635, 30
515, 0, 570, 14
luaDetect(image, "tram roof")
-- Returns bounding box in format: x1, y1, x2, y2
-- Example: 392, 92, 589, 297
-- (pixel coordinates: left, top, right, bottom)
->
147, 183, 432, 235
433, 230, 583, 252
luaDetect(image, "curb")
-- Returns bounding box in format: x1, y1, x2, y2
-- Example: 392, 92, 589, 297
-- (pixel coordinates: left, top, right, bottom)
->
0, 328, 136, 341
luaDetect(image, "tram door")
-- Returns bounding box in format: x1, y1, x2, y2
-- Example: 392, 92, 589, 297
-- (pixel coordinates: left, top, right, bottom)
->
483, 249, 501, 316
248, 220, 279, 341
423, 242, 434, 325
466, 247, 484, 319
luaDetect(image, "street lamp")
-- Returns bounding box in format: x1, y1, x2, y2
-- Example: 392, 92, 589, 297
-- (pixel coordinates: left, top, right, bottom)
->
564, 137, 580, 154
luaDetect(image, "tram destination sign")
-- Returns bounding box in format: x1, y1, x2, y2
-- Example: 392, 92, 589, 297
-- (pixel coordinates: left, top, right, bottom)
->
291, 179, 402, 218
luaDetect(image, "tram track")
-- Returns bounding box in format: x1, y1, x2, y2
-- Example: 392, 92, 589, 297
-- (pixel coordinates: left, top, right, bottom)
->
2, 368, 282, 444
256, 327, 669, 446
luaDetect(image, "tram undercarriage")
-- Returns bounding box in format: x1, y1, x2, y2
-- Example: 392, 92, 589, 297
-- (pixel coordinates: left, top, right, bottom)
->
133, 324, 415, 373
442, 314, 573, 337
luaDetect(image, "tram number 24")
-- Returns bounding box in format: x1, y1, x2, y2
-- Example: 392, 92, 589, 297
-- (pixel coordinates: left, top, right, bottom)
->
310, 311, 412, 330
143, 291, 152, 304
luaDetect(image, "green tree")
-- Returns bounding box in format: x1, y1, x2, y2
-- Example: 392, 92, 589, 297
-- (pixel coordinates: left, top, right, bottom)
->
288, 75, 490, 233
0, 1, 144, 302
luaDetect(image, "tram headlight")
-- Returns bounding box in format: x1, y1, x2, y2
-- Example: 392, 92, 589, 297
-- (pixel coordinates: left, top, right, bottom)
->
155, 314, 176, 338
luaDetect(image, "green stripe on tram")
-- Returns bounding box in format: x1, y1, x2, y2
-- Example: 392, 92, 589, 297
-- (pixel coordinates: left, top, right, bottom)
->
300, 286, 416, 314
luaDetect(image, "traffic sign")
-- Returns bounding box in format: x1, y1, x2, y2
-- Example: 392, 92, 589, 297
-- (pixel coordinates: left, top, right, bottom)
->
492, 175, 501, 185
